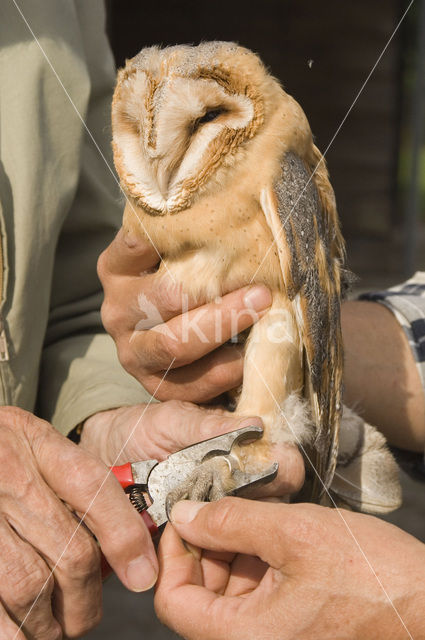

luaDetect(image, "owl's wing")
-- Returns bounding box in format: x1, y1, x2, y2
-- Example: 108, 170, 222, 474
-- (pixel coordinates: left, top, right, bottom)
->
261, 150, 345, 500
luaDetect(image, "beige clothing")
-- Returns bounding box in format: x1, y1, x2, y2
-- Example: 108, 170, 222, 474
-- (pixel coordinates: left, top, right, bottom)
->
0, 0, 151, 434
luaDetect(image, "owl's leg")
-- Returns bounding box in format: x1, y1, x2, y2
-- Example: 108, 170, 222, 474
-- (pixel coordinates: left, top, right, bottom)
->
233, 292, 311, 468
166, 294, 308, 510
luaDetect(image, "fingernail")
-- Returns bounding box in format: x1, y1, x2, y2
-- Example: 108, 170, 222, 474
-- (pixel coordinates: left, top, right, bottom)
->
237, 416, 263, 430
243, 285, 272, 311
126, 555, 158, 592
170, 501, 207, 525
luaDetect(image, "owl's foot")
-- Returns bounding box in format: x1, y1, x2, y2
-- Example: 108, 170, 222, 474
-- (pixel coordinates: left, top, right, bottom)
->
329, 405, 402, 514
166, 456, 234, 515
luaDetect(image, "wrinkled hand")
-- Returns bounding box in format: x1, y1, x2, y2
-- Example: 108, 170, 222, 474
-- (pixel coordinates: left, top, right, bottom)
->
98, 228, 272, 402
155, 498, 425, 640
0, 407, 159, 640
81, 401, 305, 499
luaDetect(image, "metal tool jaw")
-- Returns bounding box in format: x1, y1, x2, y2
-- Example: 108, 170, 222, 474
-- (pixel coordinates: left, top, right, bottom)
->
129, 425, 278, 529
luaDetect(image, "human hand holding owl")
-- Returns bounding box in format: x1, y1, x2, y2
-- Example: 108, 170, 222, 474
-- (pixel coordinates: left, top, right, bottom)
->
98, 227, 271, 403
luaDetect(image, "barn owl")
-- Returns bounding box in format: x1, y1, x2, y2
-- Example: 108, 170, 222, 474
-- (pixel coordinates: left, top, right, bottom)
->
111, 42, 401, 513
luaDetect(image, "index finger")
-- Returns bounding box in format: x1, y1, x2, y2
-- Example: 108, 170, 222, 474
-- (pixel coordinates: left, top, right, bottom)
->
100, 227, 160, 276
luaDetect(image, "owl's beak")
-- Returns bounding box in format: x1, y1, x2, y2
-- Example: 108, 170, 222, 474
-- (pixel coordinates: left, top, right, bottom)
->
155, 160, 171, 198
151, 137, 189, 199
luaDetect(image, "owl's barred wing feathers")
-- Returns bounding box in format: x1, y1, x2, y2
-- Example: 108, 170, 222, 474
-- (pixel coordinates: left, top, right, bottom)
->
262, 150, 345, 500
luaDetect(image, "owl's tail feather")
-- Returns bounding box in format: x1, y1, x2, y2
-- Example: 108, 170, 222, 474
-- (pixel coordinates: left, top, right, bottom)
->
326, 406, 402, 514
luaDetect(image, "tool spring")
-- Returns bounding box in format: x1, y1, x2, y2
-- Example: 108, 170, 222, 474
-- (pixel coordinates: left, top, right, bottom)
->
128, 486, 148, 513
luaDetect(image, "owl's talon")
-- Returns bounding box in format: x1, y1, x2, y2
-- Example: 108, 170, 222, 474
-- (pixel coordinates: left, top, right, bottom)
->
165, 456, 233, 516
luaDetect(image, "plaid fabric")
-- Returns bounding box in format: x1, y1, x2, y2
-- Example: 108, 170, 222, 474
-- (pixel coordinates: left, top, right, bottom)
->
359, 271, 425, 390
359, 271, 425, 467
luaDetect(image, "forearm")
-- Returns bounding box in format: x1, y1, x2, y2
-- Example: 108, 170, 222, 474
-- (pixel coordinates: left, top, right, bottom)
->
342, 300, 425, 452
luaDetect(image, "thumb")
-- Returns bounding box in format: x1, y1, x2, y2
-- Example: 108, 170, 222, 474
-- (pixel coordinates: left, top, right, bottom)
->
99, 226, 159, 277
169, 497, 293, 566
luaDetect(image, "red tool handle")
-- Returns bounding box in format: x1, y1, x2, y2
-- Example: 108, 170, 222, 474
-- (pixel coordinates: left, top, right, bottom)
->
110, 463, 159, 535
110, 462, 134, 489
101, 464, 159, 580
111, 462, 158, 538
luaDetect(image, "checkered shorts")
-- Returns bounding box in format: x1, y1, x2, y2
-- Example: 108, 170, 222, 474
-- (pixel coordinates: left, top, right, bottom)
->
359, 271, 425, 473
359, 271, 425, 391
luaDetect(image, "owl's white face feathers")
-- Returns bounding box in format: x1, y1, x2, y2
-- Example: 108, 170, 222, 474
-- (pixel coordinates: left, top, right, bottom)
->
112, 42, 287, 215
